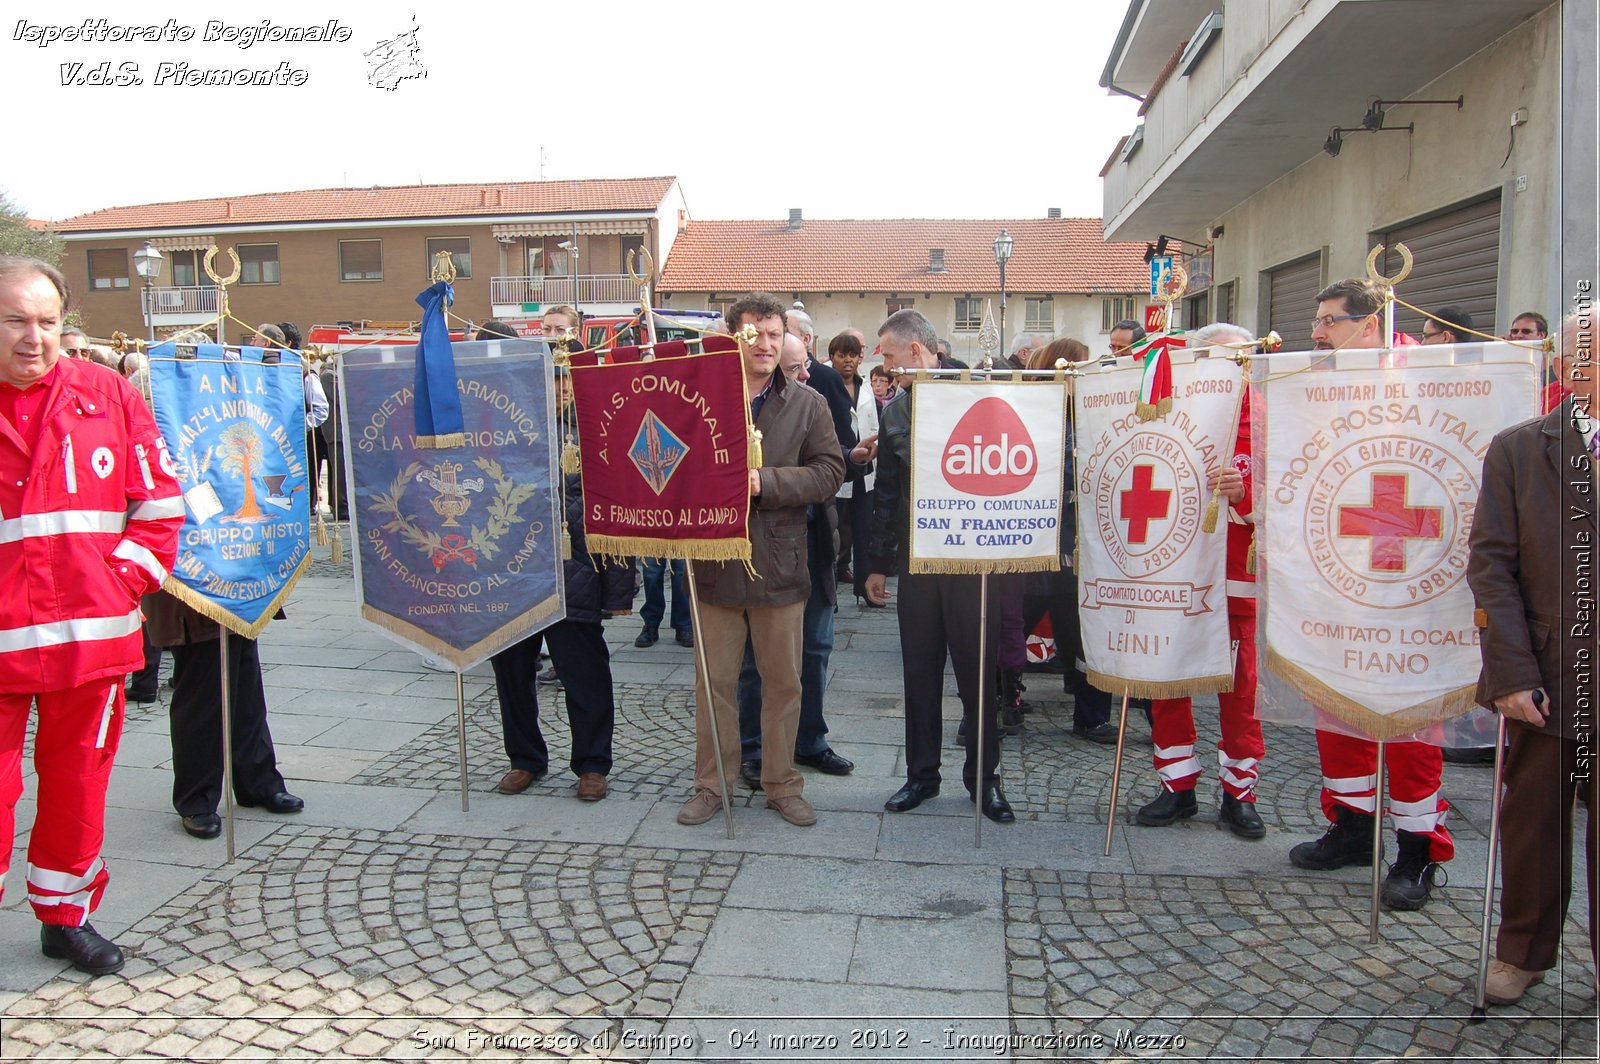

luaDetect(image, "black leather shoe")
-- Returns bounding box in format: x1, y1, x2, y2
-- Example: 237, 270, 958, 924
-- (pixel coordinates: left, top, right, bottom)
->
1136, 787, 1198, 826
124, 687, 158, 705
675, 628, 695, 648
795, 749, 854, 775
182, 813, 222, 839
1072, 722, 1119, 745
884, 780, 939, 812
634, 626, 659, 648
239, 791, 304, 814
739, 759, 762, 789
41, 923, 124, 975
974, 784, 1015, 823
1219, 794, 1267, 839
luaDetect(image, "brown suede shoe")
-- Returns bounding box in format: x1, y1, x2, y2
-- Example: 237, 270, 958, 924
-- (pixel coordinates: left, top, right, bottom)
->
766, 794, 818, 826
496, 767, 545, 795
1485, 959, 1545, 1005
677, 790, 720, 825
577, 773, 608, 802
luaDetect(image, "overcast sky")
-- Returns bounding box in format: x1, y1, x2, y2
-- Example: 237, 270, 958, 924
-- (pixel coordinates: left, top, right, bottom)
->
5, 1, 1141, 224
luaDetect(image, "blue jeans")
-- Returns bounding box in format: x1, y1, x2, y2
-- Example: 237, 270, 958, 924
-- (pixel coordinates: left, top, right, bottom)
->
640, 557, 689, 633
738, 577, 833, 759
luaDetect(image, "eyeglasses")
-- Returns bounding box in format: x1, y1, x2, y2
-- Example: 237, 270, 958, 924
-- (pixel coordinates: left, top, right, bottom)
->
62, 347, 91, 356
1311, 313, 1372, 330
1506, 328, 1542, 338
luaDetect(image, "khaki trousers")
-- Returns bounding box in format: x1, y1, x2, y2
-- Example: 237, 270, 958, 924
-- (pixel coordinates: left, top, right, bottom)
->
694, 600, 805, 800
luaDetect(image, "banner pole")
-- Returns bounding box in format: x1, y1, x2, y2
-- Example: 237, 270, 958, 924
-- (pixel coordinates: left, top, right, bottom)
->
1104, 689, 1131, 857
974, 573, 988, 849
219, 633, 236, 863
456, 670, 469, 813
684, 560, 736, 839
1369, 738, 1387, 943
1470, 713, 1511, 1023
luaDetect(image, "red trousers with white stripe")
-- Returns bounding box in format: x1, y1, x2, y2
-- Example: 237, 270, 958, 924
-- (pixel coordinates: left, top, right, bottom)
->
1316, 729, 1453, 863
0, 679, 123, 926
1151, 609, 1264, 800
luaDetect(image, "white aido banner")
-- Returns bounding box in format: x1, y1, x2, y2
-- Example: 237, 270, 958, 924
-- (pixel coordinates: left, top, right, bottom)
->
909, 379, 1067, 574
1074, 352, 1242, 697
1254, 341, 1542, 739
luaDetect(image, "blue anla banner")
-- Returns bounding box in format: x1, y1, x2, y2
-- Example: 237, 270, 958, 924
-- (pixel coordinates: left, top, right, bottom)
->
147, 342, 314, 637
340, 338, 566, 670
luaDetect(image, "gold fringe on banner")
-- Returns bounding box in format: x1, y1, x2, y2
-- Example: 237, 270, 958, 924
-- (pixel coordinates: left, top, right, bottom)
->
415, 432, 466, 450
359, 591, 560, 670
160, 552, 313, 641
907, 555, 1060, 576
1086, 669, 1234, 700
1135, 397, 1172, 422
586, 534, 753, 566
1264, 647, 1480, 739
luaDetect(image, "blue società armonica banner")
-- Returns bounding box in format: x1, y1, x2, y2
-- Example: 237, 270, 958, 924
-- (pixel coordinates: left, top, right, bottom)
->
341, 338, 565, 669
147, 342, 313, 637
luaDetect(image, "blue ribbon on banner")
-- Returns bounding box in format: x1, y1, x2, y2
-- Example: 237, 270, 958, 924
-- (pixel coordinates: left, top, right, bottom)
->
414, 280, 464, 447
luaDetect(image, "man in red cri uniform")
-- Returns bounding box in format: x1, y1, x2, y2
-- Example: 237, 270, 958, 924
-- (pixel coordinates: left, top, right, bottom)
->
0, 257, 183, 975
1134, 323, 1267, 839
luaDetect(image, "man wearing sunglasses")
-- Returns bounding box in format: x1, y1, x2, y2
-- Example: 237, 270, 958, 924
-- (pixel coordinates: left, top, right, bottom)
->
59, 326, 92, 360
1293, 278, 1453, 911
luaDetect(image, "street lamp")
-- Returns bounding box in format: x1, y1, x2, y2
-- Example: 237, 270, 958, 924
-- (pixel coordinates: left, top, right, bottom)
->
993, 229, 1013, 362
558, 233, 580, 319
132, 241, 164, 340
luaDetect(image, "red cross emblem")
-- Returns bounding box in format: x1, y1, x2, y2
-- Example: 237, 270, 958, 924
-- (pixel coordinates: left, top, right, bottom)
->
1337, 472, 1442, 572
1119, 464, 1171, 544
90, 447, 115, 479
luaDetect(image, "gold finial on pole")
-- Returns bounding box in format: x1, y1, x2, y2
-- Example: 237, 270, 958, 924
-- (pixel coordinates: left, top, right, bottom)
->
976, 302, 999, 371
430, 250, 458, 285
1157, 264, 1189, 334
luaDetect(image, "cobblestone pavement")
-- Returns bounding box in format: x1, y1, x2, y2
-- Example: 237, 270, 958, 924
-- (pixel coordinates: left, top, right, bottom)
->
1, 568, 1593, 1061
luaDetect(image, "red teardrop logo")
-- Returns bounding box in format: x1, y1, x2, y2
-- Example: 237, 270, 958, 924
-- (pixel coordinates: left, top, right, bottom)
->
942, 397, 1038, 496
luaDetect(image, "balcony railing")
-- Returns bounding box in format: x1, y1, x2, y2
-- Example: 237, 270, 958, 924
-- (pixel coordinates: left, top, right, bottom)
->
143, 285, 221, 322
490, 274, 637, 308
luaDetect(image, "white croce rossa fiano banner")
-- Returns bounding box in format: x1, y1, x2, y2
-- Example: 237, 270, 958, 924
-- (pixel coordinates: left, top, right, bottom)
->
1254, 341, 1542, 738
909, 380, 1067, 574
1074, 351, 1242, 697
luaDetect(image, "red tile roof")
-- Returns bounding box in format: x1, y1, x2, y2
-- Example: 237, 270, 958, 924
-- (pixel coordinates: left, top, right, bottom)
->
659, 218, 1147, 294
54, 178, 678, 232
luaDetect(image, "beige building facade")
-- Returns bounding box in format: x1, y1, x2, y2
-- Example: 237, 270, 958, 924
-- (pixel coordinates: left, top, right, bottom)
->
1101, 0, 1561, 347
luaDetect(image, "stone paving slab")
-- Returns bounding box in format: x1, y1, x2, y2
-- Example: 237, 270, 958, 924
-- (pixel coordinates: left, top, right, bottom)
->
3, 570, 1595, 1061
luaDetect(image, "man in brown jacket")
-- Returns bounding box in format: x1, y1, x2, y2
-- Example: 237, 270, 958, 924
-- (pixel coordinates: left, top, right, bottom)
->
677, 293, 845, 828
1468, 312, 1598, 1005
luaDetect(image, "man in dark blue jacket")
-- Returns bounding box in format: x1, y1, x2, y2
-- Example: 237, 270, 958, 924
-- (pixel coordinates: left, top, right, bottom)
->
490, 362, 636, 801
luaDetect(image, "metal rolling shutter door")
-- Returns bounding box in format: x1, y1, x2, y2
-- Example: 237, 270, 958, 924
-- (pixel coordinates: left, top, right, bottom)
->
1383, 194, 1501, 339
1268, 255, 1322, 352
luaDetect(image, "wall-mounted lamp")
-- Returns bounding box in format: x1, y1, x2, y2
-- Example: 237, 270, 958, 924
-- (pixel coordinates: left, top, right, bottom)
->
1142, 233, 1208, 262
1362, 95, 1463, 131
1323, 123, 1412, 157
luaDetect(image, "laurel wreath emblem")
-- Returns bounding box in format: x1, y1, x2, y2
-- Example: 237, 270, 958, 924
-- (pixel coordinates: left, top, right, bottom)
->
371, 458, 540, 570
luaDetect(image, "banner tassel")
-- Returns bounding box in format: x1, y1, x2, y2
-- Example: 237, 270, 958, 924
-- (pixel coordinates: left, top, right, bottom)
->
316, 513, 330, 547
560, 440, 581, 475
1200, 496, 1221, 534
331, 532, 344, 565
1245, 532, 1257, 575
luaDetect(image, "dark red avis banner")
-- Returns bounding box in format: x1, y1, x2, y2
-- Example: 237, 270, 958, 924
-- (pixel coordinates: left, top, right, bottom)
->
570, 346, 751, 563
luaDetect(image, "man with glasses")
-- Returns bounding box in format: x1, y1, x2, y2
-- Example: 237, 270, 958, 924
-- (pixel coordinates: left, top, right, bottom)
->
735, 333, 856, 790
1292, 278, 1454, 911
1109, 319, 1147, 359
59, 326, 92, 360
1420, 306, 1474, 345
676, 294, 844, 829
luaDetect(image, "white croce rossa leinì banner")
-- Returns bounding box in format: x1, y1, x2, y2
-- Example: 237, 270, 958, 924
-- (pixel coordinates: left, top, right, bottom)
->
1074, 351, 1241, 697
1254, 341, 1542, 738
909, 380, 1067, 574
